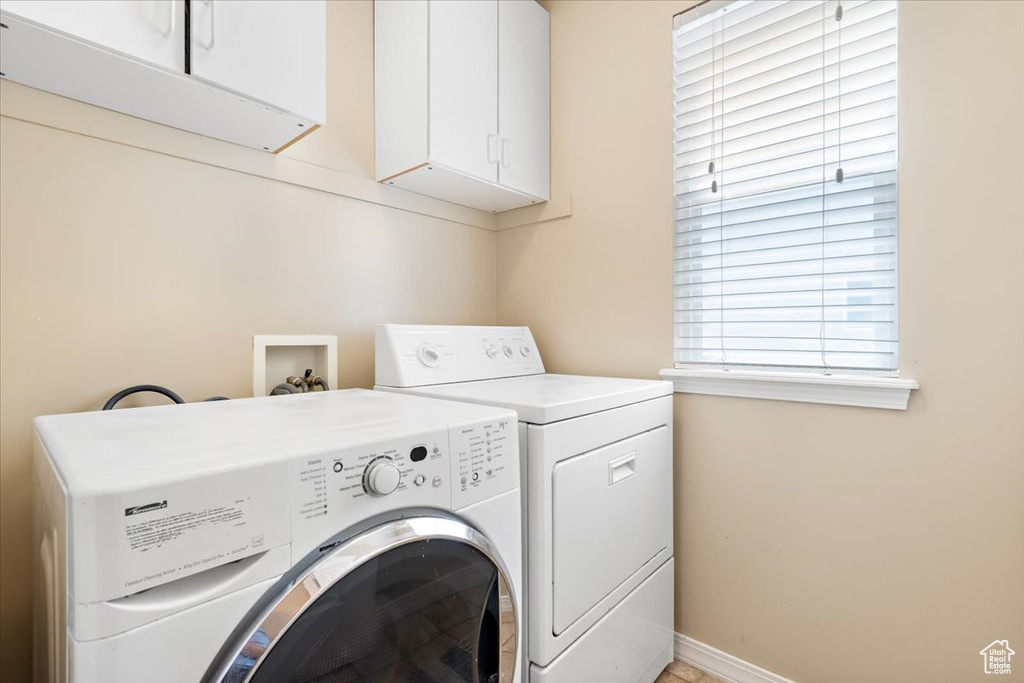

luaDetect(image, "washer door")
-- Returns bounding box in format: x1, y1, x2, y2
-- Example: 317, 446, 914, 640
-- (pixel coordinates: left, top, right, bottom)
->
207, 516, 517, 683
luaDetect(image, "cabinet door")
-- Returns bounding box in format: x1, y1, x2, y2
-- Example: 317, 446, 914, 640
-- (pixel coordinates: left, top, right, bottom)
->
498, 0, 549, 200
429, 0, 498, 183
0, 0, 184, 71
189, 0, 325, 123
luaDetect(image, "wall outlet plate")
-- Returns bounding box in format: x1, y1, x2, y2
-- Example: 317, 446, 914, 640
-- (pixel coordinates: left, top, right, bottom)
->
253, 335, 338, 397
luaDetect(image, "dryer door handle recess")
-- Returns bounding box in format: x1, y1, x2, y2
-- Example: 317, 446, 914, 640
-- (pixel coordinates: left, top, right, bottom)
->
203, 515, 519, 683
608, 451, 637, 485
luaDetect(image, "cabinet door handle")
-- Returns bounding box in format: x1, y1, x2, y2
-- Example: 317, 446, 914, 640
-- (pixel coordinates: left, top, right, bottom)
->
501, 137, 512, 167
487, 134, 499, 164
201, 0, 216, 50
159, 0, 176, 38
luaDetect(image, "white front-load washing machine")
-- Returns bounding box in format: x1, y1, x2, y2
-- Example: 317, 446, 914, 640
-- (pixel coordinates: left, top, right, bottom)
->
33, 389, 522, 683
375, 325, 675, 683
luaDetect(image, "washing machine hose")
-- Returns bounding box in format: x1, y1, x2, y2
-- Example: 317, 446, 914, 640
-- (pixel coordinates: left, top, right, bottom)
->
102, 386, 233, 410
102, 384, 186, 411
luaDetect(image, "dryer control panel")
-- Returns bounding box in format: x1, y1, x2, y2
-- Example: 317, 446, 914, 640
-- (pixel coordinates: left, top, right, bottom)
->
449, 413, 516, 510
375, 324, 545, 387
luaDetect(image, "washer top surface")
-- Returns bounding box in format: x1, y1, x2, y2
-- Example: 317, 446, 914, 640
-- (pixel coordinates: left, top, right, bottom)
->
35, 389, 516, 484
383, 373, 671, 425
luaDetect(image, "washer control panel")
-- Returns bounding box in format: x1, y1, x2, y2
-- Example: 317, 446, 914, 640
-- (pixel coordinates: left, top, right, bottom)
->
376, 324, 545, 388
289, 414, 519, 558
289, 427, 449, 556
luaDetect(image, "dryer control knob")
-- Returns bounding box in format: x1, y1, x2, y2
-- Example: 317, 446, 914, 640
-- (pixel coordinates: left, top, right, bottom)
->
365, 460, 401, 496
417, 344, 441, 368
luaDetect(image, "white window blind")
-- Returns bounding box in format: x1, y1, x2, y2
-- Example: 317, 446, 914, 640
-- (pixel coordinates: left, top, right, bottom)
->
673, 0, 898, 373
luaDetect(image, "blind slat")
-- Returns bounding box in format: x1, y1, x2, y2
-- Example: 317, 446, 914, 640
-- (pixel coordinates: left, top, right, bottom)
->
676, 125, 895, 179
675, 173, 897, 220
675, 83, 896, 156
674, 149, 896, 201
675, 234, 898, 267
675, 286, 897, 306
674, 15, 897, 102
674, 46, 897, 129
675, 202, 896, 238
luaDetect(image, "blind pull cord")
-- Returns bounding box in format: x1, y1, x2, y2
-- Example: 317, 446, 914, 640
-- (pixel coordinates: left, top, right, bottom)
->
713, 8, 728, 367
836, 2, 844, 184
819, 1, 830, 373
819, 1, 843, 374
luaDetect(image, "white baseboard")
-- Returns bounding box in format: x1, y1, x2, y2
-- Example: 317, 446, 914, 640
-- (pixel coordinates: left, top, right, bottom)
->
674, 633, 795, 683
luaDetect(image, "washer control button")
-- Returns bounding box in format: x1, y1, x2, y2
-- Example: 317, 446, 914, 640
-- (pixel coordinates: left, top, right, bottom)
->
413, 474, 426, 487
485, 344, 499, 359
410, 446, 427, 462
432, 475, 442, 488
520, 345, 532, 356
502, 345, 514, 358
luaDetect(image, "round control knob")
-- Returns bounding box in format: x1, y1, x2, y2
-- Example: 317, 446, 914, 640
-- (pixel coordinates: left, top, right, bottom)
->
502, 345, 514, 358
365, 460, 401, 495
485, 344, 500, 359
417, 344, 441, 368
520, 345, 532, 356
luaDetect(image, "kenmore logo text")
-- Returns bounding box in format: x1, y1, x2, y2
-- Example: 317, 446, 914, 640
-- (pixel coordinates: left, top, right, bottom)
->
124, 501, 168, 516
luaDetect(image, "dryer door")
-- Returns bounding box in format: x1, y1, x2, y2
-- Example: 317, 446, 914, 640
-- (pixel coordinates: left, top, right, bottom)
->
206, 516, 517, 683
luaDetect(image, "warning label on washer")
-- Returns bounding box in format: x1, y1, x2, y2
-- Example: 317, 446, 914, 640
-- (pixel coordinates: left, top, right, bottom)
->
125, 500, 249, 553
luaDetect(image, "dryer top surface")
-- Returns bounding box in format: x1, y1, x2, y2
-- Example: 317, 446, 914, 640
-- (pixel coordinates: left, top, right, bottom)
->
380, 373, 672, 425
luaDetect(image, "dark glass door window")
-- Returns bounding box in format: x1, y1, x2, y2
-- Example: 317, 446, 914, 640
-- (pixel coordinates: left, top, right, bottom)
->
232, 539, 504, 683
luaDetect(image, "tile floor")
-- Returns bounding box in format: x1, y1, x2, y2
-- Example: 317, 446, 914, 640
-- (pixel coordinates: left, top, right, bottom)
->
658, 659, 726, 683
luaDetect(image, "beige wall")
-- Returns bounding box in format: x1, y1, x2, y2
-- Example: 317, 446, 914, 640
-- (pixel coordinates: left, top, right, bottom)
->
2, 1, 1022, 682
498, 1, 1024, 682
0, 2, 496, 679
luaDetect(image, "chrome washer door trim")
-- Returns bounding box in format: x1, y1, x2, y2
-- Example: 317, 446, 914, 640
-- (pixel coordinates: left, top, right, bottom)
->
207, 515, 518, 683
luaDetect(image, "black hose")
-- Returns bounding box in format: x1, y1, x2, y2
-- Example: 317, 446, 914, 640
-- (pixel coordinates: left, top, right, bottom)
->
270, 383, 298, 396
204, 396, 230, 402
103, 384, 186, 411
313, 378, 329, 391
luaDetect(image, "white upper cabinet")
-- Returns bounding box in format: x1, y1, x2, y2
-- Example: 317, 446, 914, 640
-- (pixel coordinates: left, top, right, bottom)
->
428, 0, 498, 184
0, 0, 324, 151
498, 0, 549, 200
190, 0, 325, 123
0, 0, 185, 72
375, 0, 550, 213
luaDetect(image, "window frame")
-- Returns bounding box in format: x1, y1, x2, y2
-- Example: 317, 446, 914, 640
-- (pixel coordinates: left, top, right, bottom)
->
664, 0, 917, 409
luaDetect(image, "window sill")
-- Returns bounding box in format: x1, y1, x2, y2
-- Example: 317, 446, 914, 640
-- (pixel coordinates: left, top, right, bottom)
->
659, 367, 919, 410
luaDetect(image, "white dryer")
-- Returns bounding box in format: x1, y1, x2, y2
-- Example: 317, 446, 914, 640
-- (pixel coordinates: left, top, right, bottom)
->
33, 389, 522, 683
375, 324, 675, 683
